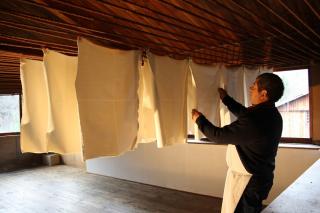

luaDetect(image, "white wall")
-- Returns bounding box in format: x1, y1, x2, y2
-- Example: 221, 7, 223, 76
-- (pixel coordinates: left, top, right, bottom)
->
86, 142, 320, 203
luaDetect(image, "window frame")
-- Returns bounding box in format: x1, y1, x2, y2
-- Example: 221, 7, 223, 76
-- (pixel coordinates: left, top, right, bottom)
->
0, 93, 21, 136
274, 68, 312, 144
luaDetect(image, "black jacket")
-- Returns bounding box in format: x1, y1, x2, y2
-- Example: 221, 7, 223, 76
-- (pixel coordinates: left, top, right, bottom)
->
196, 95, 282, 178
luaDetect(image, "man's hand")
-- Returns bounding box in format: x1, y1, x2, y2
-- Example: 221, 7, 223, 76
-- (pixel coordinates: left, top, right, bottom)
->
218, 88, 227, 100
192, 109, 201, 122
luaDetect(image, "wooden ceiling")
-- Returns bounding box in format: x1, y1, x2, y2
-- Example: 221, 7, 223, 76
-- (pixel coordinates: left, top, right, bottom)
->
0, 0, 320, 93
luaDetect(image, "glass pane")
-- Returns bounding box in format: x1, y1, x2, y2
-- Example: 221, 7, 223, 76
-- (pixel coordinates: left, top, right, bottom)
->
275, 69, 309, 138
0, 95, 20, 133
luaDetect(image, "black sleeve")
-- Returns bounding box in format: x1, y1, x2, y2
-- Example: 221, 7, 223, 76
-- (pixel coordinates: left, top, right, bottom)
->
196, 114, 260, 145
222, 95, 247, 117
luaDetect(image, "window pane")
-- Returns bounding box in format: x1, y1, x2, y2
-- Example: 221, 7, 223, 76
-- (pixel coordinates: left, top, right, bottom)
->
275, 69, 309, 138
0, 95, 20, 133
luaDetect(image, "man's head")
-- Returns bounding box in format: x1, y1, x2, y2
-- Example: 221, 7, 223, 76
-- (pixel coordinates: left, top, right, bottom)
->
250, 73, 284, 105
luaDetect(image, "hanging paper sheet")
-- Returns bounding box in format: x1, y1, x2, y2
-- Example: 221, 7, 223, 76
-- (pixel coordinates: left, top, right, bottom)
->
43, 50, 82, 154
149, 55, 189, 147
189, 62, 222, 137
76, 38, 139, 159
20, 59, 48, 153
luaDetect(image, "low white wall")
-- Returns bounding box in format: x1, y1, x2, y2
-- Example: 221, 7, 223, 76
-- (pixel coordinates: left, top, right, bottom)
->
86, 142, 320, 203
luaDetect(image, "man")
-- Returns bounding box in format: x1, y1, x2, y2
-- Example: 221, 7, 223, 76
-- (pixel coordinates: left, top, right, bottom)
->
192, 73, 284, 213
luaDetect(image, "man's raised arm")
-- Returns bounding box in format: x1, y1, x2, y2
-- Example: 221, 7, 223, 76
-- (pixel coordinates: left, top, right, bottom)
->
218, 88, 246, 117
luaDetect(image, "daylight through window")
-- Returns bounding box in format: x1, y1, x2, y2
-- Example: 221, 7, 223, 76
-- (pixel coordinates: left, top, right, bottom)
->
275, 69, 310, 138
0, 95, 20, 134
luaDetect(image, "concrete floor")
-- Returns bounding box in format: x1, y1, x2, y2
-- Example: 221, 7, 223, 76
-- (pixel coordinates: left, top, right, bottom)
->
0, 165, 222, 213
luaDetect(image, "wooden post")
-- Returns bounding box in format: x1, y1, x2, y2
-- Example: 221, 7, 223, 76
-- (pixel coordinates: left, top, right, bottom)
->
309, 62, 320, 144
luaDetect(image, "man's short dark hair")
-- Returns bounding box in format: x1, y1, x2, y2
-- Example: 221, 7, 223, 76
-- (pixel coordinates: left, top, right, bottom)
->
256, 73, 284, 103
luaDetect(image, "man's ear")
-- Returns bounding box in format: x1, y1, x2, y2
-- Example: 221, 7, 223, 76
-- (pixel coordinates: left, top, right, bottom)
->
260, 90, 268, 101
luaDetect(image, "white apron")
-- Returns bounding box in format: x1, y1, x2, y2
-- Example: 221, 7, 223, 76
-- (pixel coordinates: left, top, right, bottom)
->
221, 145, 252, 213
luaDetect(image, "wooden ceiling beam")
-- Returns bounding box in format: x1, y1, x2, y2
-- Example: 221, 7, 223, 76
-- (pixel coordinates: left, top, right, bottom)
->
184, 0, 312, 63
303, 0, 320, 21
0, 20, 76, 44
0, 79, 20, 82
0, 56, 19, 60
0, 42, 75, 55
0, 79, 20, 83
32, 2, 198, 51
158, 0, 250, 38
0, 0, 314, 69
157, 0, 295, 63
227, 0, 320, 59
0, 43, 43, 52
0, 81, 21, 85
0, 74, 19, 77
256, 0, 320, 49
11, 0, 302, 66
0, 74, 20, 77
99, 1, 308, 65
0, 69, 19, 73
0, 10, 135, 50
120, 0, 231, 43
17, 0, 93, 21
29, 0, 207, 48
208, 0, 311, 62
2, 1, 205, 55
0, 62, 19, 66
0, 70, 19, 73
278, 0, 320, 41
0, 73, 19, 77
6, 3, 241, 62
36, 0, 80, 26
194, 40, 307, 64
274, 64, 309, 71
0, 49, 42, 60
116, 0, 303, 64
102, 0, 303, 64
0, 41, 301, 70
0, 35, 77, 54
52, 0, 283, 63
0, 60, 19, 64
0, 43, 47, 57
180, 0, 261, 38
100, 0, 225, 46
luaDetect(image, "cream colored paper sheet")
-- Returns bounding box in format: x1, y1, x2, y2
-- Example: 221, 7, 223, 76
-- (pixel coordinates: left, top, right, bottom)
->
220, 66, 245, 124
189, 62, 222, 137
20, 59, 48, 153
43, 50, 82, 154
187, 64, 198, 139
149, 55, 189, 147
76, 38, 139, 159
137, 58, 157, 144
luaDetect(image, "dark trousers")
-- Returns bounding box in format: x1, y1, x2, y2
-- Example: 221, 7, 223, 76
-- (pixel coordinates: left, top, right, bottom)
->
234, 175, 273, 213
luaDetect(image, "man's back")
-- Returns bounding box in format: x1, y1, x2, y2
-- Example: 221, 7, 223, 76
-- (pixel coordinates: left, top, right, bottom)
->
235, 101, 283, 177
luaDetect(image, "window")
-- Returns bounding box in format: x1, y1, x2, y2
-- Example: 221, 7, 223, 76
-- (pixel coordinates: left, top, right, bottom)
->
274, 69, 310, 139
0, 95, 20, 134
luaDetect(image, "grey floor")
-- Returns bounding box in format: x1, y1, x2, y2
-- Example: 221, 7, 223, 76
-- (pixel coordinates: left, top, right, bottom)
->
0, 165, 222, 213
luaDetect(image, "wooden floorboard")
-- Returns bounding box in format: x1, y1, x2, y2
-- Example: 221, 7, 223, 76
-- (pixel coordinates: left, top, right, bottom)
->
0, 165, 222, 213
